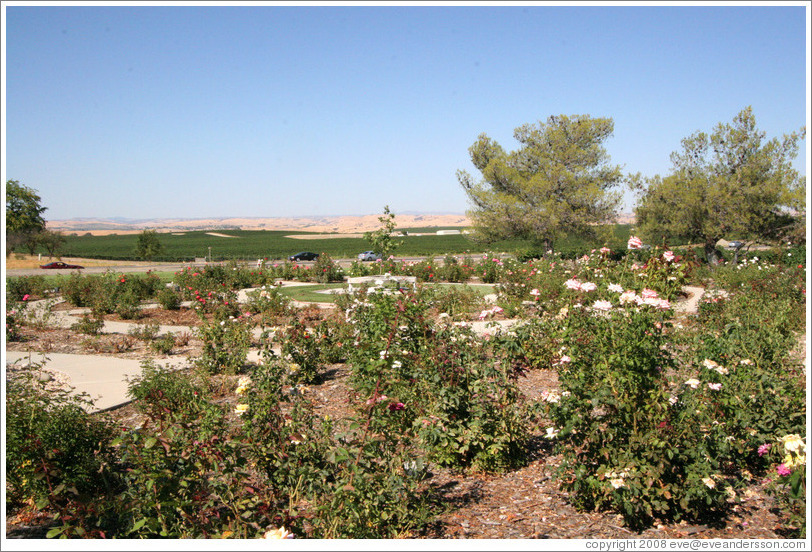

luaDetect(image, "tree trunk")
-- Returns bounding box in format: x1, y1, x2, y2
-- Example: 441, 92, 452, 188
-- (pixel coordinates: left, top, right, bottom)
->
704, 242, 722, 267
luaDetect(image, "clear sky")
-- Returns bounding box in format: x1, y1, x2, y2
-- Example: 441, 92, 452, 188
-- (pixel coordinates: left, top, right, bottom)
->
2, 1, 809, 221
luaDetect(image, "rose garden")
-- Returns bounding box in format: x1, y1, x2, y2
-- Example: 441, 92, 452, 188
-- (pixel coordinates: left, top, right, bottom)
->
4, 237, 806, 540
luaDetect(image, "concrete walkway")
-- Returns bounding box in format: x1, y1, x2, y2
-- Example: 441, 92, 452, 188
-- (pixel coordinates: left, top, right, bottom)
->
6, 351, 189, 412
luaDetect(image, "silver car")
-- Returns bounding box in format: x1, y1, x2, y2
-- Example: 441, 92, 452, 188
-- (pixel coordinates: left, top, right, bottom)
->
358, 251, 381, 261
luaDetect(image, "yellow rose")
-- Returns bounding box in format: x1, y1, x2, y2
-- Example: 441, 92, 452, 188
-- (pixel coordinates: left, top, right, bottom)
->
780, 434, 806, 454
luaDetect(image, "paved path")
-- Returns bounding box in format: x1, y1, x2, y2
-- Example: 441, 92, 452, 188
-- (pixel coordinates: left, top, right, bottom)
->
6, 352, 188, 412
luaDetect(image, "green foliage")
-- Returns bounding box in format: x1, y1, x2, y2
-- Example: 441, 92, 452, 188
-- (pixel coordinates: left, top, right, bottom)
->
133, 229, 165, 260
762, 434, 807, 538
108, 398, 272, 538
114, 288, 143, 320
127, 362, 208, 419
278, 319, 322, 384
546, 305, 731, 529
127, 320, 161, 342
148, 333, 176, 355
458, 115, 623, 251
70, 313, 105, 335
5, 179, 47, 254
5, 362, 116, 508
634, 107, 806, 264
156, 287, 181, 310
363, 206, 403, 268
244, 284, 291, 326
312, 252, 344, 282
425, 283, 488, 320
6, 275, 53, 301
345, 287, 530, 472
195, 312, 252, 375
240, 361, 434, 538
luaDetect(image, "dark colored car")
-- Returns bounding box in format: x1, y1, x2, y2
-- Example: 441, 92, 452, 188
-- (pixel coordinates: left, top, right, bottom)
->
288, 252, 319, 262
40, 261, 84, 269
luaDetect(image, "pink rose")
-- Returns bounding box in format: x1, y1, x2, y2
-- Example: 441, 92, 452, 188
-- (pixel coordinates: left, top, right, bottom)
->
627, 236, 643, 250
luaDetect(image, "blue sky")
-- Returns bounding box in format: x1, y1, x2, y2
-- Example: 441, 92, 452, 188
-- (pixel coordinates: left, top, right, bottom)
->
2, 2, 809, 221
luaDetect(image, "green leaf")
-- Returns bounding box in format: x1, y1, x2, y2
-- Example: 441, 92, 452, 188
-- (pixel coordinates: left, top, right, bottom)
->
46, 527, 65, 539
131, 519, 147, 532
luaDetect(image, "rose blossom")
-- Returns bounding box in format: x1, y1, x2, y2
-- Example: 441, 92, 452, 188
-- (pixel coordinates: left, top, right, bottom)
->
684, 378, 700, 389
776, 464, 792, 477
564, 279, 582, 290
592, 300, 612, 311
627, 236, 643, 250
757, 443, 771, 457
663, 251, 675, 262
607, 283, 623, 293
708, 383, 722, 391
263, 527, 294, 539
580, 282, 598, 292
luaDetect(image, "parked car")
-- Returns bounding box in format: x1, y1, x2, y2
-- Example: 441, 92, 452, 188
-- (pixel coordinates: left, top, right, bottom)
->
40, 261, 84, 269
288, 252, 319, 262
357, 251, 381, 261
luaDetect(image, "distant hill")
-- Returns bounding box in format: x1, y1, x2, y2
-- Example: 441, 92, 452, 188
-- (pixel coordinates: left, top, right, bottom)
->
47, 214, 472, 235
47, 212, 636, 236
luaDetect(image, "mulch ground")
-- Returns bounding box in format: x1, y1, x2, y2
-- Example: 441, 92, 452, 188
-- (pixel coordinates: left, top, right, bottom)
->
5, 304, 801, 540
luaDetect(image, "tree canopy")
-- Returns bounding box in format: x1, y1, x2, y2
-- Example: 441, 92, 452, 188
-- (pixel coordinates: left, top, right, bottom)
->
457, 115, 623, 252
6, 180, 48, 255
634, 107, 806, 263
134, 230, 165, 261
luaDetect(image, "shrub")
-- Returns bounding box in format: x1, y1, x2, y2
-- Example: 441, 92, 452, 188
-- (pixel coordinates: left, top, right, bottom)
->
240, 360, 434, 538
71, 313, 105, 335
195, 313, 252, 375
762, 434, 807, 538
313, 252, 344, 283
6, 275, 51, 301
279, 319, 322, 384
127, 362, 208, 419
546, 302, 731, 530
149, 333, 176, 355
345, 287, 530, 472
114, 288, 142, 320
156, 287, 181, 310
244, 285, 291, 322
127, 320, 160, 342
5, 363, 117, 508
425, 284, 487, 321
